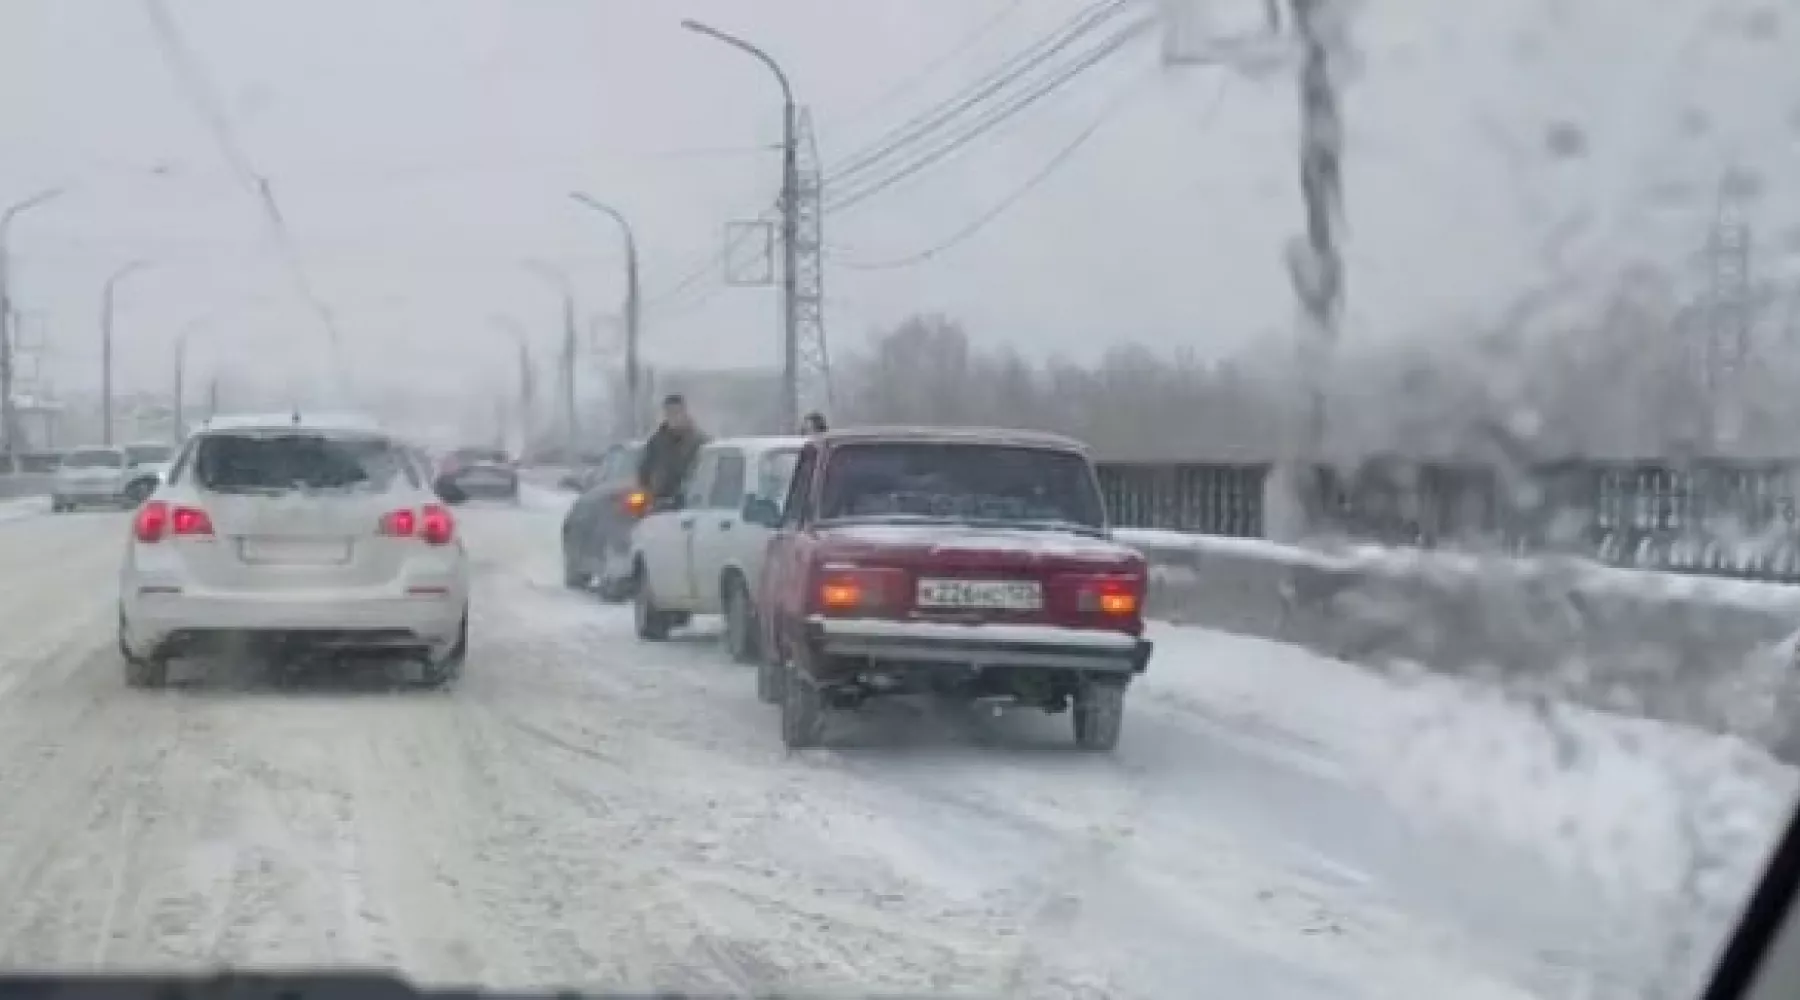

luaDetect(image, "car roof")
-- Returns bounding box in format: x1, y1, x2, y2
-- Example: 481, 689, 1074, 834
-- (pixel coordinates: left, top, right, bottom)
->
195, 411, 385, 434
816, 425, 1090, 453
702, 435, 807, 454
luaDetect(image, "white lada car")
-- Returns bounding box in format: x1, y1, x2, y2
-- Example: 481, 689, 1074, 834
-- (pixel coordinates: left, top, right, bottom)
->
116, 412, 471, 688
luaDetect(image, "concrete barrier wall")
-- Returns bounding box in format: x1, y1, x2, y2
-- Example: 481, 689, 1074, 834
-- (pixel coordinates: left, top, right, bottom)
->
1120, 528, 1800, 758
0, 474, 52, 500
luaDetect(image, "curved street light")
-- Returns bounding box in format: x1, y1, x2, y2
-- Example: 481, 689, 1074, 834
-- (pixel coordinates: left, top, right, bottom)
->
100, 260, 155, 445
569, 192, 643, 436
488, 314, 537, 447
680, 18, 800, 431
522, 259, 578, 463
0, 186, 68, 470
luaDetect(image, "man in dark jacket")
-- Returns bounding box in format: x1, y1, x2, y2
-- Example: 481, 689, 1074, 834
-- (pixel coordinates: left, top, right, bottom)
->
638, 394, 707, 502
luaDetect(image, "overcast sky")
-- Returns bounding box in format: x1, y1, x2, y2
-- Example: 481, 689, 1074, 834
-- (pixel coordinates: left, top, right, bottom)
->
0, 0, 1794, 410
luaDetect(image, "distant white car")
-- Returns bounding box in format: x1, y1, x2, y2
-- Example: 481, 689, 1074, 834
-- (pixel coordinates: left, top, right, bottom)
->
116, 413, 471, 688
51, 442, 175, 511
629, 435, 804, 660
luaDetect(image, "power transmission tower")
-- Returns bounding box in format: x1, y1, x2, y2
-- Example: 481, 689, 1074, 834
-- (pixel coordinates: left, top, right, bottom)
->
1703, 172, 1753, 442
794, 107, 832, 418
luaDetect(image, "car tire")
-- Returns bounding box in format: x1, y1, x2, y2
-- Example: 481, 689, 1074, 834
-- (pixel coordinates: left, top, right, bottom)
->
118, 612, 168, 689
123, 479, 155, 507
417, 613, 469, 689
633, 567, 672, 641
50, 497, 69, 513
723, 576, 759, 664
756, 650, 784, 704
780, 659, 825, 749
562, 547, 588, 590
1072, 679, 1126, 752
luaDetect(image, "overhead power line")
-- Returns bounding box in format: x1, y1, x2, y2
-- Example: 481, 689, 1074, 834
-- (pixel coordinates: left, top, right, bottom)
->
640, 0, 1147, 312
142, 0, 349, 378
832, 64, 1182, 271
827, 14, 1156, 214
822, 0, 1029, 129
825, 0, 1132, 188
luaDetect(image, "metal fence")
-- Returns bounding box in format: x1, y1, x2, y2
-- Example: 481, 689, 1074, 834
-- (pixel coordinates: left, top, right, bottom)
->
1096, 457, 1800, 585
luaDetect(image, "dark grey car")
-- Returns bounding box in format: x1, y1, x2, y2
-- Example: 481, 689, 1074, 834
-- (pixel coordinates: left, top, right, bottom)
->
559, 441, 645, 601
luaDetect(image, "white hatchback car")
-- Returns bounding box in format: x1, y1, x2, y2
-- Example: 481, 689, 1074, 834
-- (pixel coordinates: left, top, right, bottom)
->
117, 413, 471, 688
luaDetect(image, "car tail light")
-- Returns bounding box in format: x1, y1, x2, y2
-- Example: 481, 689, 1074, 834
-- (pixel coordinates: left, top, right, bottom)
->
1076, 575, 1141, 617
622, 490, 650, 517
812, 565, 906, 615
421, 504, 454, 545
135, 501, 212, 543
379, 506, 455, 544
379, 509, 417, 537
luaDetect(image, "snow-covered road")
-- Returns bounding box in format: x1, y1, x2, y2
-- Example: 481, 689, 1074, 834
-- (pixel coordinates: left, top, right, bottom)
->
0, 492, 1788, 998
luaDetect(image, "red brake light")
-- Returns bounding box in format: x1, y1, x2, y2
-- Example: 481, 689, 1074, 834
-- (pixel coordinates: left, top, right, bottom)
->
135, 501, 211, 542
171, 506, 214, 536
378, 506, 453, 544
421, 504, 454, 545
1076, 575, 1140, 617
813, 565, 905, 615
135, 501, 168, 543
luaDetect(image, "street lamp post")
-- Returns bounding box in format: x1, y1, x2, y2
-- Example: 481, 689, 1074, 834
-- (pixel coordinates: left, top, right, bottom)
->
680, 18, 800, 433
568, 192, 642, 437
489, 314, 536, 452
100, 260, 153, 446
524, 260, 578, 464
0, 186, 67, 471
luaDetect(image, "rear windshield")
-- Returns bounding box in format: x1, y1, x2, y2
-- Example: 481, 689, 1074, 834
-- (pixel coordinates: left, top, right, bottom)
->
125, 445, 172, 466
62, 449, 123, 469
193, 432, 415, 494
819, 442, 1106, 530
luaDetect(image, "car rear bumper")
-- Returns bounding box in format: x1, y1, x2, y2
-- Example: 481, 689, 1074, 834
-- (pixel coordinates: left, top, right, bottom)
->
804, 616, 1151, 674
124, 588, 465, 657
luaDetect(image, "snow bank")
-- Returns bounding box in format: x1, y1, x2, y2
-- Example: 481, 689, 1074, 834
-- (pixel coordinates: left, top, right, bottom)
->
1117, 528, 1800, 757
1141, 622, 1798, 993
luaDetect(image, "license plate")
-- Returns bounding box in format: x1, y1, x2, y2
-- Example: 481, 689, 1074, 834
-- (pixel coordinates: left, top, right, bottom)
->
238, 537, 352, 565
916, 578, 1042, 610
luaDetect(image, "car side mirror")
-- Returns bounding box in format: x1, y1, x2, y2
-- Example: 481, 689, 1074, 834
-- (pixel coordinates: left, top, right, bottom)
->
433, 476, 469, 506
742, 495, 780, 527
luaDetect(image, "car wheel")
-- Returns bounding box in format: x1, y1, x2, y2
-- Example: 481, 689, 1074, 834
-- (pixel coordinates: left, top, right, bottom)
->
724, 577, 759, 664
417, 614, 469, 689
50, 497, 68, 513
633, 567, 672, 641
561, 545, 589, 590
118, 612, 167, 689
123, 480, 154, 506
1072, 679, 1126, 752
780, 659, 825, 749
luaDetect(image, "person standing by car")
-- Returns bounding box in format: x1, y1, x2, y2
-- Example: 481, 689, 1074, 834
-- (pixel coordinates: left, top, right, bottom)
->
637, 394, 707, 503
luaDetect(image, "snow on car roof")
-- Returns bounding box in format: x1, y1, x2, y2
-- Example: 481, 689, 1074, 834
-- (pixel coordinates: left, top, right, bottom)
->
819, 425, 1090, 452
196, 411, 385, 434
704, 435, 807, 454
